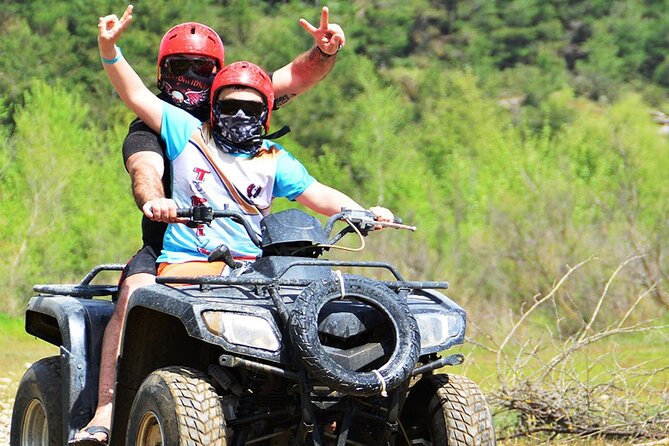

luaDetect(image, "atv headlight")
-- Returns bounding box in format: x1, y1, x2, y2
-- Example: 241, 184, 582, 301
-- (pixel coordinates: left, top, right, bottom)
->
415, 312, 463, 350
202, 311, 281, 351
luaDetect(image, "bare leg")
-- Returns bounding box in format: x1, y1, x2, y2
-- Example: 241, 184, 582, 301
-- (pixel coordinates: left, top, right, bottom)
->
71, 273, 155, 443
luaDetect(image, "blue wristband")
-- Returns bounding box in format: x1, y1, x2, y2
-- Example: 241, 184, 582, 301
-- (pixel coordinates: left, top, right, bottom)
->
100, 46, 122, 65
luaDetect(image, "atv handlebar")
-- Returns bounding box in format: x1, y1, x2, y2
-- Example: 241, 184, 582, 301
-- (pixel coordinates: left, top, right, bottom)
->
176, 207, 263, 247
176, 205, 415, 249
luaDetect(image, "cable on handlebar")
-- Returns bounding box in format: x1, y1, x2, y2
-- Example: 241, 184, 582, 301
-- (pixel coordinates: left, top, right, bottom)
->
287, 217, 367, 257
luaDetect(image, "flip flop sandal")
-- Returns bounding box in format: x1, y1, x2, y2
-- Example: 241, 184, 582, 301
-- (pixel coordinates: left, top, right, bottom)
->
68, 425, 110, 446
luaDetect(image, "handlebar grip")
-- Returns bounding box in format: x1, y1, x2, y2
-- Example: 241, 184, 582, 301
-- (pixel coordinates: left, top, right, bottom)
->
176, 208, 191, 218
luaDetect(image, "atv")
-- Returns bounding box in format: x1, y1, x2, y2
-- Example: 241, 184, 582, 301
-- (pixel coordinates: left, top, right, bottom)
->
11, 206, 495, 445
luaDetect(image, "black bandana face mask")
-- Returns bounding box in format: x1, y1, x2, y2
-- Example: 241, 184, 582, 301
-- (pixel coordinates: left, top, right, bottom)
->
161, 74, 213, 112
212, 106, 267, 156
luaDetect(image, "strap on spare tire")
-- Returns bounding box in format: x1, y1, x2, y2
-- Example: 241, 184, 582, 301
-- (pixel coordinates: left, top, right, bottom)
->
288, 273, 420, 397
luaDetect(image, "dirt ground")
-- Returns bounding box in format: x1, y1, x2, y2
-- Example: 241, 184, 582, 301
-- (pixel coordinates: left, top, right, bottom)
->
0, 335, 57, 446
0, 374, 18, 446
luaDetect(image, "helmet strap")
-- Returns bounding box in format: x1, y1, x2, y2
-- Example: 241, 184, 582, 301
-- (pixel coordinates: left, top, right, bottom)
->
263, 125, 291, 140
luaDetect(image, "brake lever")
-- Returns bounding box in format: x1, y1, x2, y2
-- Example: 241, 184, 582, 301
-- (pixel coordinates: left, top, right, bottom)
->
342, 209, 417, 232
374, 220, 417, 231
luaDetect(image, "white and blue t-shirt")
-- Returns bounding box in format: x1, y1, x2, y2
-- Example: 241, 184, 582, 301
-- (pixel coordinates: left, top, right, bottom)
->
157, 102, 315, 263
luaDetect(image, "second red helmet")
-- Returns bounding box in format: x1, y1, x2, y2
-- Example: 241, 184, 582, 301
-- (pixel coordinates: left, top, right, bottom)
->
210, 61, 275, 131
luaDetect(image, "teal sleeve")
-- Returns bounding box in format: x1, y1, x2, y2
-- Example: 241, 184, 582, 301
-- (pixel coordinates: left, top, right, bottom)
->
160, 102, 202, 161
273, 145, 316, 200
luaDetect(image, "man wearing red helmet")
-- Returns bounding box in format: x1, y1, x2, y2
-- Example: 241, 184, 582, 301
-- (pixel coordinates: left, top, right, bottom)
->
95, 5, 392, 275
72, 6, 349, 446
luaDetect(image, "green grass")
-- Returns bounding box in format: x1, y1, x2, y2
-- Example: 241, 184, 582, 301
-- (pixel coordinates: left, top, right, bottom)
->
0, 314, 58, 400
456, 335, 668, 392
452, 311, 669, 391
0, 313, 28, 338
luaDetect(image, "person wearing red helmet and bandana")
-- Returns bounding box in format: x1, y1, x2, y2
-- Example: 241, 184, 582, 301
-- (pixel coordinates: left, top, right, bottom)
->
156, 60, 354, 275
156, 22, 226, 115
95, 5, 392, 274
72, 7, 349, 446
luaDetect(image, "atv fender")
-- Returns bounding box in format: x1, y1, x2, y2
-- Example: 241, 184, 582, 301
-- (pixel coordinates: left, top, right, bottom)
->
25, 295, 114, 442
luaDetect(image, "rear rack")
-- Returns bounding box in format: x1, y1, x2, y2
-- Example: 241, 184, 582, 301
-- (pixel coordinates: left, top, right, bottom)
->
33, 264, 125, 298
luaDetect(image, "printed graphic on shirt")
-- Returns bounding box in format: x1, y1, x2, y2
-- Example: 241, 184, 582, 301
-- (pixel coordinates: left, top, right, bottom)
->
191, 127, 280, 216
190, 167, 210, 195
247, 184, 263, 199
187, 183, 211, 254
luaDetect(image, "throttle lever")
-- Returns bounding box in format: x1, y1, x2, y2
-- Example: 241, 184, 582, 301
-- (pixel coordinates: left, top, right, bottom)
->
177, 205, 214, 226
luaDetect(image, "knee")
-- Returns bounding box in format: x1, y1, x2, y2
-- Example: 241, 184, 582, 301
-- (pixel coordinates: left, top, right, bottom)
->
117, 273, 156, 306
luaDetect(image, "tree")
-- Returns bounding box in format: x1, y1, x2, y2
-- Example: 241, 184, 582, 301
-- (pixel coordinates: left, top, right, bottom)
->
0, 80, 139, 313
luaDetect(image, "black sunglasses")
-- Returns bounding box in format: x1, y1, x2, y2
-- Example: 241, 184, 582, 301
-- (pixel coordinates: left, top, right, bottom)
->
216, 99, 265, 117
163, 56, 217, 78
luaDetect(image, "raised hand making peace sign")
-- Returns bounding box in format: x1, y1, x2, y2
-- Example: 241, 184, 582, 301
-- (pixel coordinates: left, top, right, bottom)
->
299, 6, 346, 56
97, 4, 134, 59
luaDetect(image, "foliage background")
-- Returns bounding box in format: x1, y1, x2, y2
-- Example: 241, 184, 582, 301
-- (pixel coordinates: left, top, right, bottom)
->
0, 0, 668, 329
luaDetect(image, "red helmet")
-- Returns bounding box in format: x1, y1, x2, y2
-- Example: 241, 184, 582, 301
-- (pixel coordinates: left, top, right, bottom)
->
211, 61, 275, 131
157, 22, 225, 87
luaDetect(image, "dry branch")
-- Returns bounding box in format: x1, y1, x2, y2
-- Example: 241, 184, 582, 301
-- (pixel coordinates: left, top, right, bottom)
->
480, 255, 669, 442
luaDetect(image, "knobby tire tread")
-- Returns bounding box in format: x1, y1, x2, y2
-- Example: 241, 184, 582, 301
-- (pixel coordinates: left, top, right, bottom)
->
429, 374, 496, 446
151, 367, 226, 445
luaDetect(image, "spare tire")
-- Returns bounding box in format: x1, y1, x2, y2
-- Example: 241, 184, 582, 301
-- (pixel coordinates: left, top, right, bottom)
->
289, 274, 420, 396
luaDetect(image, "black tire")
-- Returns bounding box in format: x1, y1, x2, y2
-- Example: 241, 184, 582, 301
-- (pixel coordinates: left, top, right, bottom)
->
289, 274, 420, 396
400, 374, 496, 445
126, 367, 228, 446
10, 356, 63, 446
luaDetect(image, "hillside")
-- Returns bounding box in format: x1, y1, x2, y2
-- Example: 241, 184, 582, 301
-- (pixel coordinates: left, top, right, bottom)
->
0, 0, 667, 320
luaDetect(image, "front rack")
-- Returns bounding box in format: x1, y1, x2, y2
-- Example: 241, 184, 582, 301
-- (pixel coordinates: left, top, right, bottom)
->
156, 260, 449, 290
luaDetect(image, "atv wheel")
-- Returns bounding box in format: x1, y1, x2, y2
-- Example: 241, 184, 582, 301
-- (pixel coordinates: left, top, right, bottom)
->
400, 374, 495, 445
289, 274, 420, 396
10, 356, 63, 446
126, 367, 228, 446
